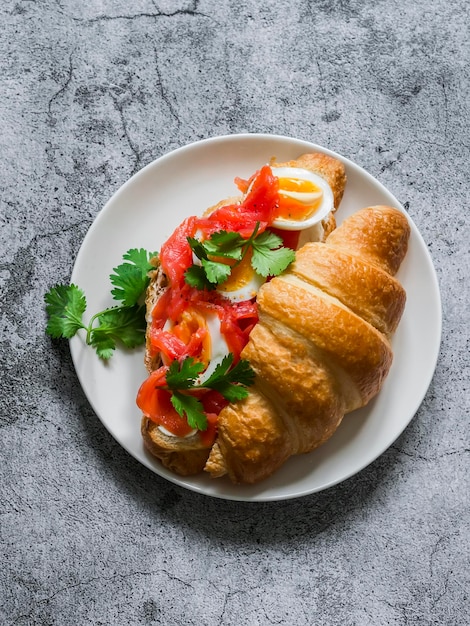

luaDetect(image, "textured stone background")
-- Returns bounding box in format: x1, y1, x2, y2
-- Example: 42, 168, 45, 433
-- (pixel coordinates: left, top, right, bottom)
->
1, 1, 469, 625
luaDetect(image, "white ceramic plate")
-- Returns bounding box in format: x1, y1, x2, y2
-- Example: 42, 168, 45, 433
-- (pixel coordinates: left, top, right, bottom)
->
70, 134, 441, 502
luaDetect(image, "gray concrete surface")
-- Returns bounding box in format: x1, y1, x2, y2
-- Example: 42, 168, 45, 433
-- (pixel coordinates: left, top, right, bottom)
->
1, 1, 469, 624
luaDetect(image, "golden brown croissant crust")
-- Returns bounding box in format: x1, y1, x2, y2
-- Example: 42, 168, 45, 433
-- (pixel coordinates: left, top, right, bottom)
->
205, 205, 410, 484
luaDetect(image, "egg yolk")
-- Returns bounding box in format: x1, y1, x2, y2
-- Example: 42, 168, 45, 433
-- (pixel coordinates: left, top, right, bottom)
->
217, 251, 257, 297
278, 177, 317, 193
171, 308, 212, 367
276, 177, 323, 221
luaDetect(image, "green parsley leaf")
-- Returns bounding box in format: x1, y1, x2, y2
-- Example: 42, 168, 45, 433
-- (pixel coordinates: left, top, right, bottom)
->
89, 330, 116, 360
203, 354, 255, 402
166, 357, 205, 390
186, 237, 209, 261
251, 231, 296, 277
171, 391, 208, 430
45, 248, 155, 360
44, 284, 87, 339
201, 257, 232, 285
110, 248, 157, 306
90, 304, 146, 358
201, 231, 245, 260
161, 355, 256, 429
184, 264, 216, 290
185, 224, 295, 291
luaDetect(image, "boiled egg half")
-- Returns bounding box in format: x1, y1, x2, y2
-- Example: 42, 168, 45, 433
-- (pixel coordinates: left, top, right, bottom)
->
162, 309, 231, 381
215, 248, 265, 303
192, 231, 265, 303
159, 310, 231, 438
271, 166, 334, 231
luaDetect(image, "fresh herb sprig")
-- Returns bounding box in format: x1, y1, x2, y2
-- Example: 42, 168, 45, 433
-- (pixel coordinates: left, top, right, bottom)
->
184, 223, 296, 291
110, 248, 158, 306
45, 248, 157, 360
163, 354, 255, 430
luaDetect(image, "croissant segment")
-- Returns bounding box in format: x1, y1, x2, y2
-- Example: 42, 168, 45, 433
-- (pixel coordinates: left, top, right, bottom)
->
290, 244, 406, 336
204, 206, 410, 484
325, 205, 410, 276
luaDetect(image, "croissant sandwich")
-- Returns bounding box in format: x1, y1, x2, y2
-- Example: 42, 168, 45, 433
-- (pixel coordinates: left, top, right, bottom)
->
136, 152, 410, 484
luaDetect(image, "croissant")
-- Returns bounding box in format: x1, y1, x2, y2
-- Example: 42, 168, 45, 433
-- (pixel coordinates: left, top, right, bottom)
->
205, 205, 410, 484
140, 152, 347, 476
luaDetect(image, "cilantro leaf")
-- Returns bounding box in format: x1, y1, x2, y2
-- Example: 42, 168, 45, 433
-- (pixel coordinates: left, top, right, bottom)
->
187, 237, 209, 261
213, 383, 250, 403
201, 231, 245, 260
252, 229, 283, 250
89, 330, 116, 360
201, 258, 232, 285
44, 284, 87, 339
203, 355, 255, 402
110, 248, 157, 306
186, 232, 242, 289
45, 248, 155, 360
186, 235, 233, 287
168, 354, 255, 429
162, 354, 255, 429
251, 231, 296, 277
171, 391, 208, 430
166, 357, 205, 390
185, 224, 295, 291
184, 264, 216, 290
94, 305, 146, 347
223, 357, 257, 388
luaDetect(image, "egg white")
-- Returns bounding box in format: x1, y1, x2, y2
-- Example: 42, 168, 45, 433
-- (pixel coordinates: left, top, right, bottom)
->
198, 313, 231, 382
216, 270, 265, 303
192, 230, 264, 303
157, 312, 230, 437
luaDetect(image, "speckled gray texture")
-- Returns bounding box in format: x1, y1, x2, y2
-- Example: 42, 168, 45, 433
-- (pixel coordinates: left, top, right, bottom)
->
1, 1, 468, 624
